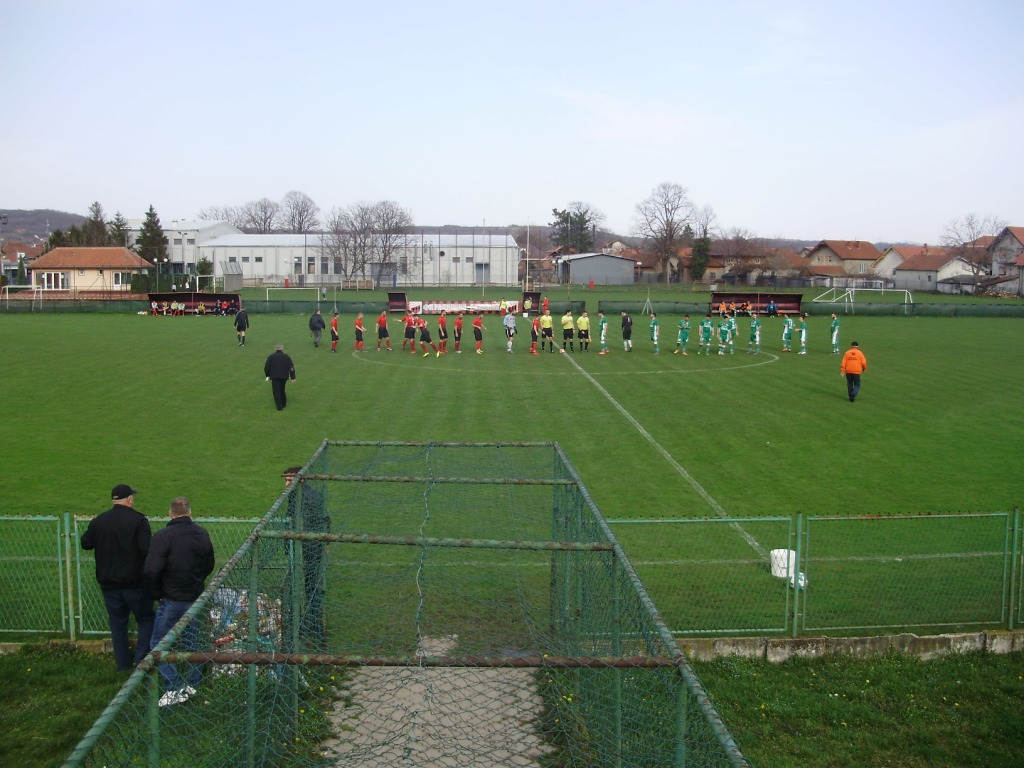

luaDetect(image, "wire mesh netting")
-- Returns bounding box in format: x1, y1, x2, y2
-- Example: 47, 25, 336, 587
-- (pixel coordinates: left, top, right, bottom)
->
64, 441, 749, 768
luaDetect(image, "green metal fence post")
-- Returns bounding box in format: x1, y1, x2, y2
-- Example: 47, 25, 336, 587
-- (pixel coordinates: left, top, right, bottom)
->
792, 512, 804, 638
611, 551, 623, 768
148, 668, 161, 767
1010, 507, 1021, 630
674, 666, 688, 768
246, 539, 259, 768
63, 512, 76, 641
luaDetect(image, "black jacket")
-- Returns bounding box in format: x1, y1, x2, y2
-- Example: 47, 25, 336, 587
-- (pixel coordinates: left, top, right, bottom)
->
234, 310, 249, 331
264, 350, 296, 381
144, 517, 215, 602
81, 504, 151, 589
309, 313, 326, 331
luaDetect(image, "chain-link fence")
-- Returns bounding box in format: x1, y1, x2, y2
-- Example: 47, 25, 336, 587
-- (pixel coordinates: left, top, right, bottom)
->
609, 510, 1024, 637
62, 441, 750, 768
0, 516, 259, 638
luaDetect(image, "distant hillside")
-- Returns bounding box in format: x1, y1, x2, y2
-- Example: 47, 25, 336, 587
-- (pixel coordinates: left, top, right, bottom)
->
0, 209, 86, 243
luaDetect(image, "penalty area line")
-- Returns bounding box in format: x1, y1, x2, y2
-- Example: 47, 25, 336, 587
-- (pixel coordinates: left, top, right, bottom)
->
563, 354, 768, 560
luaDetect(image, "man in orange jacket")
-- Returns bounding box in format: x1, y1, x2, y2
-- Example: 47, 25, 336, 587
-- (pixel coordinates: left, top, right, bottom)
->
840, 341, 867, 402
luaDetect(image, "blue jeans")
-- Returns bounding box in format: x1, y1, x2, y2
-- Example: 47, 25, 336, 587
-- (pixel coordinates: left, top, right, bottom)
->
101, 587, 155, 671
151, 598, 202, 691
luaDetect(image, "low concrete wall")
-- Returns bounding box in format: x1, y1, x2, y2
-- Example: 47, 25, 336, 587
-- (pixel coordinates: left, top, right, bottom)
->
6, 631, 1024, 662
679, 630, 1024, 663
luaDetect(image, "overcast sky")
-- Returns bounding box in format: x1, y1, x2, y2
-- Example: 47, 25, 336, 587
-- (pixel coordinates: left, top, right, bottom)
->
3, 0, 1021, 243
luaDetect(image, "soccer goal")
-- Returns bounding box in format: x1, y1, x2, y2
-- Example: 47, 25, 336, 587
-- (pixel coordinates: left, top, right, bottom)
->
812, 286, 913, 315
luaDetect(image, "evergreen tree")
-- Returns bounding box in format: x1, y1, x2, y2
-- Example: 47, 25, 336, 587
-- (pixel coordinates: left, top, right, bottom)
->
83, 202, 110, 246
136, 206, 169, 290
549, 202, 602, 254
691, 236, 711, 281
107, 211, 131, 248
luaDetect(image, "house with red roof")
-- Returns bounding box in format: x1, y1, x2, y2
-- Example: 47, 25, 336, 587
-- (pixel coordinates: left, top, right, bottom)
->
988, 226, 1024, 295
805, 240, 882, 285
891, 249, 973, 293
28, 247, 153, 294
1, 240, 46, 285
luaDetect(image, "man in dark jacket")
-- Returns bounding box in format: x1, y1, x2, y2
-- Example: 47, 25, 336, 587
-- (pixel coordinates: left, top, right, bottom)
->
264, 344, 297, 410
234, 306, 250, 346
309, 309, 326, 347
81, 483, 155, 671
144, 496, 215, 705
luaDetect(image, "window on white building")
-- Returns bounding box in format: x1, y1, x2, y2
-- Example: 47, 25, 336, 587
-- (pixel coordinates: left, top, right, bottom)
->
37, 272, 68, 290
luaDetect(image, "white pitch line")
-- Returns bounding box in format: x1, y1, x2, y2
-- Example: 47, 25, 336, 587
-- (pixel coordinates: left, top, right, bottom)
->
563, 354, 768, 560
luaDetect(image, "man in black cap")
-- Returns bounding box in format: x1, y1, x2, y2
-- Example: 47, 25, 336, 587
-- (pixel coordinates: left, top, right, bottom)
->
81, 484, 155, 671
264, 343, 297, 410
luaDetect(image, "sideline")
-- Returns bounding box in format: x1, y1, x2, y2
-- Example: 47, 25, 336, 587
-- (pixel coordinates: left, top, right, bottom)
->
562, 353, 769, 559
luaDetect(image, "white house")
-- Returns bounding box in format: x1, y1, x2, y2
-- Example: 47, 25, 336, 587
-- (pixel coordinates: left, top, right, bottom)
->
874, 245, 946, 282
124, 219, 243, 277
891, 251, 974, 292
198, 231, 521, 288
988, 226, 1024, 295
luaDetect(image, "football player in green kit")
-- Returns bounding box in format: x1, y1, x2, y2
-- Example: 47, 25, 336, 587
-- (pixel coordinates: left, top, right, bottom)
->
674, 315, 690, 355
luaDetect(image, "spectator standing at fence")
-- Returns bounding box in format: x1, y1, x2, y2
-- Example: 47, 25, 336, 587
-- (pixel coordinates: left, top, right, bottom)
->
830, 313, 841, 354
798, 313, 809, 355
81, 484, 155, 672
330, 311, 340, 353
840, 341, 868, 402
234, 306, 249, 347
621, 311, 633, 352
309, 309, 326, 348
284, 467, 329, 651
144, 496, 214, 706
264, 344, 297, 411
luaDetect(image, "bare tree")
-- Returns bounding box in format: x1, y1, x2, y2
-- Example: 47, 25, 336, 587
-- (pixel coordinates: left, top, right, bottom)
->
281, 190, 321, 233
196, 205, 244, 229
633, 183, 695, 282
320, 204, 376, 281
692, 205, 718, 240
371, 201, 414, 287
239, 198, 282, 233
941, 213, 1006, 282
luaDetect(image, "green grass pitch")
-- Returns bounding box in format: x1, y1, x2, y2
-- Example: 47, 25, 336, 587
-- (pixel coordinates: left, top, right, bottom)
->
1, 307, 1023, 768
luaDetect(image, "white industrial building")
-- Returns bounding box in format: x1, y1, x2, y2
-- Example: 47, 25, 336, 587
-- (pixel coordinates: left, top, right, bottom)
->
125, 221, 522, 288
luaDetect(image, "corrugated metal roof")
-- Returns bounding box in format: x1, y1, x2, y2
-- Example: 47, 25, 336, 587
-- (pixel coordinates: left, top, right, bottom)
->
201, 233, 518, 248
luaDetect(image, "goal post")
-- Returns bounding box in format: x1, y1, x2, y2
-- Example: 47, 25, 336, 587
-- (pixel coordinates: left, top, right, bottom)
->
812, 286, 913, 315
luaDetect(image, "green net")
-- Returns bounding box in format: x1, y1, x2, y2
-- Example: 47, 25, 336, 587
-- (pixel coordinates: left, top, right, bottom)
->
64, 441, 749, 768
